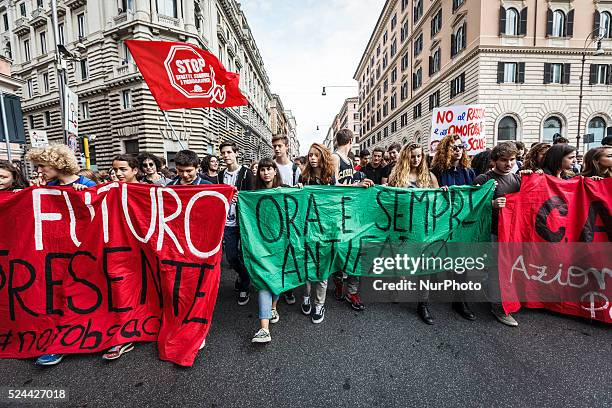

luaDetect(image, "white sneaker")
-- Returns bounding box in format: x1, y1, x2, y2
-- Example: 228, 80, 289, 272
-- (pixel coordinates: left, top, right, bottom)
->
301, 296, 312, 315
270, 308, 280, 324
311, 305, 325, 324
251, 328, 271, 343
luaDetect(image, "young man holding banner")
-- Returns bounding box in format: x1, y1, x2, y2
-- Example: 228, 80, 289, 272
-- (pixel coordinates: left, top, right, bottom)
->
219, 141, 254, 305
272, 134, 301, 305
473, 142, 527, 327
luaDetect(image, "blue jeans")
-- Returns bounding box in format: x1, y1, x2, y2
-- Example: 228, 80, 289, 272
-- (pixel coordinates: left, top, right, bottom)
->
258, 290, 280, 320
224, 226, 250, 291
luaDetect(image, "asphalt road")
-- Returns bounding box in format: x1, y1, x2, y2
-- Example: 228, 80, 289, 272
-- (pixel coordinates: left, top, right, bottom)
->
0, 266, 610, 408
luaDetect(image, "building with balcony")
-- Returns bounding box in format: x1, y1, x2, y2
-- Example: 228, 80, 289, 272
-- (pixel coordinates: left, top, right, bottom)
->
355, 0, 612, 155
2, 0, 279, 167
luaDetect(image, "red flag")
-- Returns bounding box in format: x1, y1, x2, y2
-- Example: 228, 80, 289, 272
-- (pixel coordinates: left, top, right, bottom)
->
126, 40, 247, 110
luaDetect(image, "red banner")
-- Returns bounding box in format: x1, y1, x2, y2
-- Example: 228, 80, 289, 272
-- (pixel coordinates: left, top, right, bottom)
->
126, 40, 248, 110
498, 175, 612, 323
0, 183, 233, 366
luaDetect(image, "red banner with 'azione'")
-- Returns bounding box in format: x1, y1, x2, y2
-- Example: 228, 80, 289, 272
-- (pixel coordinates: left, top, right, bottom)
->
0, 183, 233, 366
498, 175, 612, 323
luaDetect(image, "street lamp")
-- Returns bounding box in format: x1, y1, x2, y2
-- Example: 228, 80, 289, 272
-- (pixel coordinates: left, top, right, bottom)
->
577, 31, 605, 153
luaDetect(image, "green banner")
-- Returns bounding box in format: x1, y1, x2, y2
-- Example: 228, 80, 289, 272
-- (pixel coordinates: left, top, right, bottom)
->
238, 182, 495, 294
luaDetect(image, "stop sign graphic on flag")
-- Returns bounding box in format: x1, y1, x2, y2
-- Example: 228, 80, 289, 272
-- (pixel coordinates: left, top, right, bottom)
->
126, 40, 248, 110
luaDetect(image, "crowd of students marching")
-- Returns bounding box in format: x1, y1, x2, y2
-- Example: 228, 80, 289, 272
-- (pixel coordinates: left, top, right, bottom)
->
0, 130, 610, 363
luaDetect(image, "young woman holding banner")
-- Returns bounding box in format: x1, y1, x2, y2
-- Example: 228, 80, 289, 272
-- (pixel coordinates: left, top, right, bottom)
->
251, 158, 287, 343
542, 144, 577, 180
101, 154, 141, 360
388, 143, 440, 325
298, 143, 336, 324
581, 146, 612, 179
428, 135, 477, 324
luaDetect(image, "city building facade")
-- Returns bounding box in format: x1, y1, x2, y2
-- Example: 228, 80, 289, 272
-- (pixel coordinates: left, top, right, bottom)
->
3, 0, 278, 168
0, 55, 25, 160
269, 93, 287, 136
355, 0, 612, 155
329, 96, 360, 155
285, 108, 299, 158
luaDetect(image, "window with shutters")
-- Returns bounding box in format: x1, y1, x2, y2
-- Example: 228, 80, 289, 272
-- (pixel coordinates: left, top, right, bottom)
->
401, 21, 409, 42
414, 0, 423, 23
450, 72, 465, 98
413, 103, 422, 119
452, 0, 465, 12
552, 10, 565, 37
600, 12, 612, 38
391, 93, 397, 110
431, 9, 442, 37
430, 48, 441, 75
401, 113, 408, 127
413, 67, 422, 90
452, 23, 466, 57
383, 101, 388, 117
428, 91, 440, 111
391, 67, 397, 83
596, 65, 609, 85
391, 120, 397, 133
551, 63, 562, 84
504, 63, 517, 83
414, 33, 423, 57
400, 81, 408, 101
391, 39, 397, 58
401, 52, 409, 71
505, 8, 519, 35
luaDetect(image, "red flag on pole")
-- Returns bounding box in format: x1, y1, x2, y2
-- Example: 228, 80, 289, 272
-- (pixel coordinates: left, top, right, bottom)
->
126, 40, 248, 110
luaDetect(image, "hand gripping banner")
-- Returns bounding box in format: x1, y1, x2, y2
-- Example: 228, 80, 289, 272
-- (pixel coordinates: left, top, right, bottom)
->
0, 183, 234, 366
498, 175, 612, 323
126, 40, 248, 110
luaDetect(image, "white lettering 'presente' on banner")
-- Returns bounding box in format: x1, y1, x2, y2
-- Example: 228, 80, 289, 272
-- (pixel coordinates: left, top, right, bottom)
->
429, 104, 486, 156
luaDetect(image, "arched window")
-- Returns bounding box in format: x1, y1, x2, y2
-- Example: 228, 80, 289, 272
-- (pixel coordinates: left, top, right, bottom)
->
552, 10, 565, 37
601, 11, 612, 38
543, 116, 563, 142
414, 131, 421, 143
455, 26, 465, 52
586, 116, 606, 151
505, 8, 520, 35
498, 116, 518, 141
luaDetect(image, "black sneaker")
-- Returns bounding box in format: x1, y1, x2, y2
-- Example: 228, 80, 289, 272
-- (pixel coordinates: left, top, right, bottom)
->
311, 305, 325, 324
301, 296, 312, 315
284, 290, 296, 305
238, 291, 250, 306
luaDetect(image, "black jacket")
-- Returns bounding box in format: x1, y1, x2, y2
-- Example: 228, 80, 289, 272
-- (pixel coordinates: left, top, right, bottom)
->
218, 165, 254, 191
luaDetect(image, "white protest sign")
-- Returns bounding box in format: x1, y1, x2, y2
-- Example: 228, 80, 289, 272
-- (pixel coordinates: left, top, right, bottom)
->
29, 130, 49, 148
429, 104, 486, 156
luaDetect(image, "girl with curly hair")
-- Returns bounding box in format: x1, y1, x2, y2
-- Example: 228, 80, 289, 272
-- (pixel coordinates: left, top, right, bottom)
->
27, 144, 96, 191
388, 143, 439, 188
431, 134, 475, 186
299, 143, 335, 186
0, 160, 29, 191
427, 135, 476, 324
297, 143, 335, 324
522, 142, 550, 172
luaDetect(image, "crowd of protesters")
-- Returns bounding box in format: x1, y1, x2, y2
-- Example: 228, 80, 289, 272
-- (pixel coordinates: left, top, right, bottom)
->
0, 131, 610, 359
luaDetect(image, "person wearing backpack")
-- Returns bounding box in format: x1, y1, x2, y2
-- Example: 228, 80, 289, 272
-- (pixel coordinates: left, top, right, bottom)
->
272, 134, 301, 304
219, 141, 254, 305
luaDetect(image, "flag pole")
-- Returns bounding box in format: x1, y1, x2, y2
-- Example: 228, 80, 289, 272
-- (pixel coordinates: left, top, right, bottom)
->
161, 110, 187, 150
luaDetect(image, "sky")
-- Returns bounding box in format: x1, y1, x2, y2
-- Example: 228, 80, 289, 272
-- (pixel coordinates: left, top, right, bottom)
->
240, 0, 386, 155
